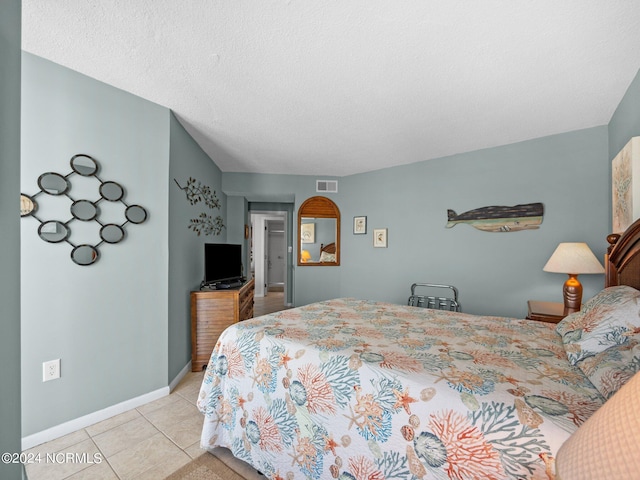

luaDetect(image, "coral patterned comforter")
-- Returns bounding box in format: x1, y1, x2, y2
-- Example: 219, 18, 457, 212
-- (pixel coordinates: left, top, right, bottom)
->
197, 298, 603, 479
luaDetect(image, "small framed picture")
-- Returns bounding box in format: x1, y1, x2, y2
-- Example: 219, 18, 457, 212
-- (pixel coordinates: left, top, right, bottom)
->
353, 216, 367, 234
373, 228, 387, 248
301, 222, 315, 243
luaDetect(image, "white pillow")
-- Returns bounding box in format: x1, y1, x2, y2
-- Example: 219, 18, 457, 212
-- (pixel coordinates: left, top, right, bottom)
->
319, 251, 336, 262
555, 286, 640, 365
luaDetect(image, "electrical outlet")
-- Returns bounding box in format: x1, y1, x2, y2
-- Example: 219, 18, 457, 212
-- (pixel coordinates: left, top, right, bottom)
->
43, 359, 61, 382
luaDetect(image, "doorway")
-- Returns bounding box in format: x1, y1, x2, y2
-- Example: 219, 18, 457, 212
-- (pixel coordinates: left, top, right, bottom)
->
250, 210, 290, 306
266, 220, 285, 291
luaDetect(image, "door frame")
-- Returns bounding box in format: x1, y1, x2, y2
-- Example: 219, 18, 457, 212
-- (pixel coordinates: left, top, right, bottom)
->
250, 211, 288, 300
265, 219, 286, 290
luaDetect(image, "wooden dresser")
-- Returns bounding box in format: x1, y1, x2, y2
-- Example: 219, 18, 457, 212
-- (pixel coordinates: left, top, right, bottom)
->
190, 278, 255, 371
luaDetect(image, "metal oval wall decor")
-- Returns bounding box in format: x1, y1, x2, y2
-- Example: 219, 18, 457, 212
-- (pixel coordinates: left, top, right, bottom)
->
446, 202, 544, 232
20, 154, 148, 265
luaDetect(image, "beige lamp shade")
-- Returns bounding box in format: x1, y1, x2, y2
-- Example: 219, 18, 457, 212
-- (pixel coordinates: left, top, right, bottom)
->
543, 243, 605, 275
543, 243, 605, 314
555, 371, 640, 479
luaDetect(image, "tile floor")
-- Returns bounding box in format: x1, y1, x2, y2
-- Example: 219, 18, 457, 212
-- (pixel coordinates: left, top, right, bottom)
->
25, 372, 204, 480
253, 290, 289, 317
24, 370, 207, 480
23, 292, 289, 480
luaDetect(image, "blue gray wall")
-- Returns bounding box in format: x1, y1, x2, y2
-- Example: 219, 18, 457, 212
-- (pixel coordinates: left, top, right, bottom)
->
609, 69, 640, 185
0, 1, 22, 478
168, 113, 227, 382
225, 126, 610, 318
341, 128, 609, 317
20, 54, 231, 441
21, 53, 170, 437
226, 196, 249, 274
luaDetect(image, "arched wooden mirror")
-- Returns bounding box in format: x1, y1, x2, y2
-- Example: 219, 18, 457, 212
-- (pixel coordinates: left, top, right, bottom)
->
298, 196, 340, 266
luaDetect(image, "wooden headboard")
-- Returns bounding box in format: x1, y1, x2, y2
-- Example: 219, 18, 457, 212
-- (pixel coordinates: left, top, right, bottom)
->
606, 218, 640, 289
320, 242, 336, 254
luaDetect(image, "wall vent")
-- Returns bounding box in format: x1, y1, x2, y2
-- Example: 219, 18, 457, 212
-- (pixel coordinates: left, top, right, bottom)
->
316, 180, 338, 193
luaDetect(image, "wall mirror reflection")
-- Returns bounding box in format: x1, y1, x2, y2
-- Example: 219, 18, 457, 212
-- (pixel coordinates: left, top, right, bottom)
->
125, 205, 148, 224
70, 200, 98, 221
100, 181, 124, 201
70, 154, 98, 176
71, 245, 99, 266
100, 224, 125, 244
38, 172, 70, 196
297, 196, 340, 266
38, 221, 70, 243
21, 194, 37, 217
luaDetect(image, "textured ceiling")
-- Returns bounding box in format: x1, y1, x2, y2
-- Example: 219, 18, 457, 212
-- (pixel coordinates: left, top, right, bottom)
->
21, 1, 640, 176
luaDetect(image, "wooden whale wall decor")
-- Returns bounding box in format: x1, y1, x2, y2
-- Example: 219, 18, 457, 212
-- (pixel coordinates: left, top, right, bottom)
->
446, 203, 544, 232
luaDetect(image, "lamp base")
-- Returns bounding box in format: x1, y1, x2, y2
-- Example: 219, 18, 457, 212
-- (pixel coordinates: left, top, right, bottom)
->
563, 274, 582, 315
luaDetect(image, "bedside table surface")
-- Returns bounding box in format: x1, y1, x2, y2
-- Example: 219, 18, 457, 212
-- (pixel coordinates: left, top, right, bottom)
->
527, 300, 566, 323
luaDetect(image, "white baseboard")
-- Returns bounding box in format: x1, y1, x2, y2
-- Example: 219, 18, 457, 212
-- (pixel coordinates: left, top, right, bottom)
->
21, 386, 169, 451
169, 361, 192, 392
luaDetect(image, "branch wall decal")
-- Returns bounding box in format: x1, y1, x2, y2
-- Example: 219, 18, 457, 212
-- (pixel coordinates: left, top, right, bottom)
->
174, 177, 225, 236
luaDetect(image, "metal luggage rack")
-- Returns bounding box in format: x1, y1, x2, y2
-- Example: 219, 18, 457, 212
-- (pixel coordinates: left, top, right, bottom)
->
408, 283, 460, 312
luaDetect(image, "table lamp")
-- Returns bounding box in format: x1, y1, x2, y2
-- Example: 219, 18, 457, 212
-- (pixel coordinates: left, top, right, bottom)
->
543, 242, 605, 315
300, 250, 311, 263
555, 371, 640, 479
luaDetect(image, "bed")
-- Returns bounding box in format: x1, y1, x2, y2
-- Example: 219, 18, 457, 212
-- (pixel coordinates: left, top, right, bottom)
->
197, 220, 640, 479
319, 242, 337, 263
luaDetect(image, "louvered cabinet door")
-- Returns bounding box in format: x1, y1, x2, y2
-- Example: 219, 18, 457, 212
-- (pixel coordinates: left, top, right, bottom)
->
190, 278, 255, 371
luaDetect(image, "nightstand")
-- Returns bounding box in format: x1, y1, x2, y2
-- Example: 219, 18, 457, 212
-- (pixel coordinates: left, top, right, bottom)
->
526, 300, 567, 324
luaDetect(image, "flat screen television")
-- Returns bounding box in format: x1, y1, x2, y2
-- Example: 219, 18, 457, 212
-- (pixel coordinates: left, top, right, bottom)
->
204, 243, 243, 286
